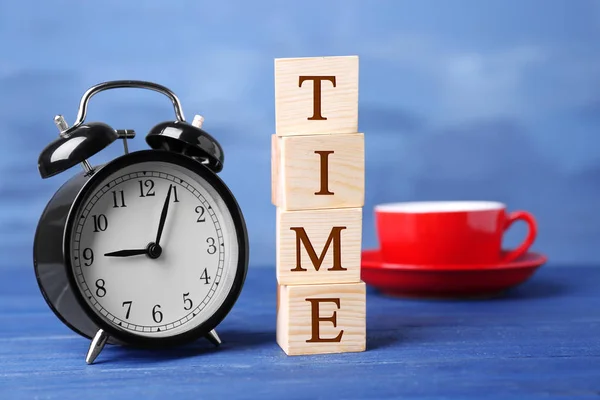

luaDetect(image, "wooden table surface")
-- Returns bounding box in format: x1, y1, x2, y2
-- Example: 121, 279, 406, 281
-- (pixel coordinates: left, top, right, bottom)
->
0, 264, 599, 399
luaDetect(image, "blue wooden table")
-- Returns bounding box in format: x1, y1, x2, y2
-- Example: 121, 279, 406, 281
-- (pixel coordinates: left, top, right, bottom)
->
0, 264, 598, 399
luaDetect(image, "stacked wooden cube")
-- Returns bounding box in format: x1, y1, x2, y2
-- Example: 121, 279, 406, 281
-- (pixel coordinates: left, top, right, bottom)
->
272, 55, 366, 356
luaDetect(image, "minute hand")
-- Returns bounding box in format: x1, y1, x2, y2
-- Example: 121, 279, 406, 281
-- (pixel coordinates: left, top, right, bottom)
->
104, 249, 148, 257
155, 184, 172, 246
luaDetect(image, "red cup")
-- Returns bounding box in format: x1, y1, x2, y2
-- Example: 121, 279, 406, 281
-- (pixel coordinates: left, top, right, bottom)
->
374, 201, 537, 266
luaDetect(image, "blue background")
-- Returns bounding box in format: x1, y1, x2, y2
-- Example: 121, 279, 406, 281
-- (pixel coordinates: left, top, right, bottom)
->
0, 0, 598, 268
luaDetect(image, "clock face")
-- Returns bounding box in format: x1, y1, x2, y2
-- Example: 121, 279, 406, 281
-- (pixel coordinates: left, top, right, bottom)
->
68, 160, 240, 339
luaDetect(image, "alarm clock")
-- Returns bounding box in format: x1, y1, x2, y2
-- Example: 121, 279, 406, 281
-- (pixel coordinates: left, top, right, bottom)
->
33, 80, 249, 364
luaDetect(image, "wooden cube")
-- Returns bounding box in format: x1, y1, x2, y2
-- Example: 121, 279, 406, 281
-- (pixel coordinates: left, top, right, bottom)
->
276, 207, 362, 285
271, 133, 364, 211
277, 281, 366, 355
274, 56, 359, 136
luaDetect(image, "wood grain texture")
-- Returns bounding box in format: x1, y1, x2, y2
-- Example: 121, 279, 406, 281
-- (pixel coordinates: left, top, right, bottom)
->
274, 56, 359, 136
271, 133, 281, 206
276, 207, 362, 285
271, 133, 364, 211
1, 266, 600, 399
277, 281, 366, 356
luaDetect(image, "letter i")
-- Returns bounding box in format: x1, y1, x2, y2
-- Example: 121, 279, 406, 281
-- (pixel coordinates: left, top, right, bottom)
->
314, 150, 334, 196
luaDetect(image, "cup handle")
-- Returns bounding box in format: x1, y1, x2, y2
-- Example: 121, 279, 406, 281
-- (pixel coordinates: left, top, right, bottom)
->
501, 211, 538, 263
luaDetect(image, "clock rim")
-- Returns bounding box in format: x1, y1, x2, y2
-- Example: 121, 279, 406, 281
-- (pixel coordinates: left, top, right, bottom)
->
33, 172, 118, 343
62, 149, 249, 348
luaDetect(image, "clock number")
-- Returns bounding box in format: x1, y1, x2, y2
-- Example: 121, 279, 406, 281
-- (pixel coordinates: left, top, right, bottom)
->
112, 190, 126, 208
92, 214, 108, 232
82, 248, 94, 266
139, 179, 156, 197
195, 206, 206, 222
152, 304, 163, 323
207, 237, 217, 254
200, 268, 211, 285
172, 185, 180, 203
183, 292, 193, 310
122, 301, 132, 319
95, 279, 106, 297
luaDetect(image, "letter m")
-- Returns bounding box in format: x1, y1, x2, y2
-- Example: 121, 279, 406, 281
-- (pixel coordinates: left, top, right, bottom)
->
290, 226, 347, 272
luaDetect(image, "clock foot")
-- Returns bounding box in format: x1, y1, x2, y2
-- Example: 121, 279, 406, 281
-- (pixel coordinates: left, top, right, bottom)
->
205, 329, 221, 347
86, 329, 109, 365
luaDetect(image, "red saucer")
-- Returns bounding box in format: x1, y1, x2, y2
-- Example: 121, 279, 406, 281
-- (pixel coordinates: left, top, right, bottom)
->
361, 249, 547, 299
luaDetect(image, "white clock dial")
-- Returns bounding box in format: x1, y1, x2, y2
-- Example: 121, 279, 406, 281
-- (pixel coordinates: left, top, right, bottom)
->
69, 161, 239, 338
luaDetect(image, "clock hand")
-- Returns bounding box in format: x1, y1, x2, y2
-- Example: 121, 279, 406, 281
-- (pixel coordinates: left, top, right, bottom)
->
104, 249, 148, 257
103, 185, 173, 260
155, 184, 172, 247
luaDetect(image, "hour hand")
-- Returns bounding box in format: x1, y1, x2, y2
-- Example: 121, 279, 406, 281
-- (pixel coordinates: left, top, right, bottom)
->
104, 249, 147, 257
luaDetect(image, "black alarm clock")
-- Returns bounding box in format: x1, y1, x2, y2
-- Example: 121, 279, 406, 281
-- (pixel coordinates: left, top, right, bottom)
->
33, 80, 249, 364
